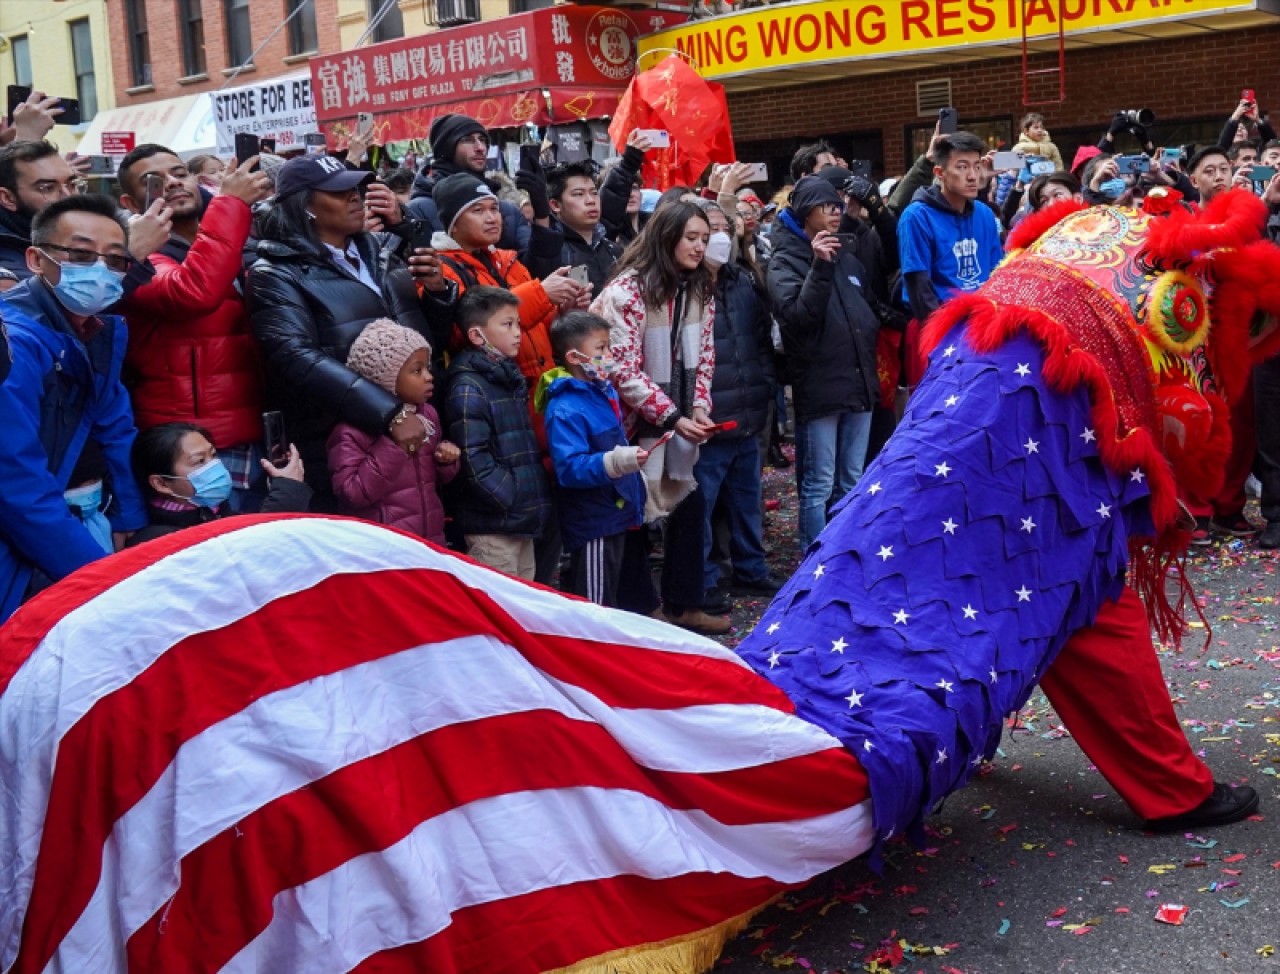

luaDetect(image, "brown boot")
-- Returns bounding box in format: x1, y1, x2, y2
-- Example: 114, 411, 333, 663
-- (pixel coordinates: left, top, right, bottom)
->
664, 608, 731, 635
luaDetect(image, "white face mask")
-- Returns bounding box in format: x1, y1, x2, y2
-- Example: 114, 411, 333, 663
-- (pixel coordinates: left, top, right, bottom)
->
705, 231, 733, 268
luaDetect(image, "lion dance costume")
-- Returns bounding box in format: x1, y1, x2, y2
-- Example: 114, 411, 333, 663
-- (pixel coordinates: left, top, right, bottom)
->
1, 191, 1278, 973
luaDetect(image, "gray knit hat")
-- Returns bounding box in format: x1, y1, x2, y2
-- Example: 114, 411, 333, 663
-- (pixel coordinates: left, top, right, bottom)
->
346, 318, 430, 394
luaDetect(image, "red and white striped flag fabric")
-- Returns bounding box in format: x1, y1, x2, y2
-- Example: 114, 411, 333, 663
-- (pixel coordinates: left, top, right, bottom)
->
0, 515, 873, 974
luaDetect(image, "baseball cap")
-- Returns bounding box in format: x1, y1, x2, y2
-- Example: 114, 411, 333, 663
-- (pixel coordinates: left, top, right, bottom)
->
275, 155, 374, 199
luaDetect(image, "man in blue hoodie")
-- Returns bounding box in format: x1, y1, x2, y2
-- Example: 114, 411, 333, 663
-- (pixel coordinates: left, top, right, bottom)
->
898, 132, 1005, 322
0, 194, 148, 621
538, 311, 649, 609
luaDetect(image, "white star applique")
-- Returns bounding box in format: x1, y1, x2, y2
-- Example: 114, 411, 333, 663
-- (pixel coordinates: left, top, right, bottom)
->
1096, 502, 1112, 519
936, 748, 949, 764
962, 604, 978, 620
942, 518, 958, 535
766, 622, 780, 635
988, 667, 999, 683
867, 481, 883, 495
936, 679, 954, 692
864, 739, 875, 752
1130, 468, 1146, 483
768, 650, 781, 669
972, 754, 985, 768
945, 395, 959, 408
831, 636, 848, 654
893, 608, 910, 625
846, 688, 864, 708
943, 344, 957, 357
1023, 438, 1039, 455
1020, 516, 1037, 533
813, 563, 825, 579
876, 545, 894, 561
1015, 585, 1032, 602
935, 461, 952, 478
1081, 427, 1097, 444
1014, 363, 1031, 377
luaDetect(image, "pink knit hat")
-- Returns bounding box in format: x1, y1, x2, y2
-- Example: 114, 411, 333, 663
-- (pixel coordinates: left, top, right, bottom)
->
345, 318, 430, 394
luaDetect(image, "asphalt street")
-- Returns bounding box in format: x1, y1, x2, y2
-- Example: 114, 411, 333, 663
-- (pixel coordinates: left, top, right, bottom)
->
708, 460, 1280, 974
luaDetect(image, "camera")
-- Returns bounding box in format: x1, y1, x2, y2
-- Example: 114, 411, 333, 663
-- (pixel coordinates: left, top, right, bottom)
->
1120, 109, 1156, 127
1115, 154, 1151, 175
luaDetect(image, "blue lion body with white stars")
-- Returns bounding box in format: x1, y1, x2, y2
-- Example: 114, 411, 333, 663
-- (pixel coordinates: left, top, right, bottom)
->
736, 325, 1154, 856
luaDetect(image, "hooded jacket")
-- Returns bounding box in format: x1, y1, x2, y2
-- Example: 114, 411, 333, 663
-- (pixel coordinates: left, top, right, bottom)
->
536, 369, 645, 552
445, 346, 550, 537
706, 264, 776, 439
1013, 131, 1065, 171
246, 229, 453, 503
897, 185, 1004, 319
765, 209, 881, 420
0, 278, 148, 622
0, 206, 32, 282
119, 195, 263, 449
326, 403, 459, 544
407, 164, 531, 256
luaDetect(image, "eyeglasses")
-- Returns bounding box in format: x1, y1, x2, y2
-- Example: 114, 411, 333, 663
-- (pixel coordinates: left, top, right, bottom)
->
27, 178, 87, 199
820, 202, 846, 215
37, 244, 132, 274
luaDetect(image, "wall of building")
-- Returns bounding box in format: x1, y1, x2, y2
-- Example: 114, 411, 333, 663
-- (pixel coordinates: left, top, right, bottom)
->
728, 25, 1280, 179
106, 0, 341, 106
337, 0, 518, 51
0, 0, 116, 151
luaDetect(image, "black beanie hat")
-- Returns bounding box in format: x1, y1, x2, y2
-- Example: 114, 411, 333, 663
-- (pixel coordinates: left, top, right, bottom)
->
815, 166, 853, 194
789, 174, 844, 219
432, 172, 498, 234
429, 114, 487, 167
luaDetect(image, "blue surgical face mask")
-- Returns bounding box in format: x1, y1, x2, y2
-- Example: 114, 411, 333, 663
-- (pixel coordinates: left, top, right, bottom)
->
163, 459, 233, 509
1099, 178, 1127, 202
64, 481, 114, 555
47, 261, 125, 316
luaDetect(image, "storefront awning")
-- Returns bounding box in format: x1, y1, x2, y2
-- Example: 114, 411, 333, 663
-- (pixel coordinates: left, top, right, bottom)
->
638, 0, 1280, 92
77, 93, 215, 158
311, 5, 686, 148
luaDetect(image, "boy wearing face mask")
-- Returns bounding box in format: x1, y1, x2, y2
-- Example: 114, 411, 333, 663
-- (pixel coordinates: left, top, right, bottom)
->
127, 421, 311, 547
537, 311, 649, 607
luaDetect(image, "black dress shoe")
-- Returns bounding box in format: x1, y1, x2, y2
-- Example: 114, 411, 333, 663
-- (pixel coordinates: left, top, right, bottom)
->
732, 573, 785, 596
767, 443, 791, 468
703, 586, 733, 615
1144, 782, 1259, 833
1260, 521, 1280, 550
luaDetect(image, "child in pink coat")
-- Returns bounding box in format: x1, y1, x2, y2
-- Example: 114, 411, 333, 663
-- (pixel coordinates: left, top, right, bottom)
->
327, 319, 460, 544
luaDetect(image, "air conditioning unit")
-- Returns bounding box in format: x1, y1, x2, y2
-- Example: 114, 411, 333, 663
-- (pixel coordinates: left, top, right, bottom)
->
916, 79, 952, 117
436, 0, 480, 27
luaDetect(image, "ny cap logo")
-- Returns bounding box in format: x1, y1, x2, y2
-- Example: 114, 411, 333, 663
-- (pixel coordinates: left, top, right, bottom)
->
316, 156, 345, 174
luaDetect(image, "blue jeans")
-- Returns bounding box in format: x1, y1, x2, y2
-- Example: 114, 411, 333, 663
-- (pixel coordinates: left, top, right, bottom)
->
694, 436, 768, 591
794, 410, 873, 550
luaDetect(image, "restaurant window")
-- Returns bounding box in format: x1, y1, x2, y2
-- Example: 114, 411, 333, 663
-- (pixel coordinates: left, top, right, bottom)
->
11, 35, 32, 88
125, 0, 152, 86
286, 0, 319, 56
178, 0, 207, 76
225, 0, 254, 67
69, 20, 98, 121
367, 0, 405, 43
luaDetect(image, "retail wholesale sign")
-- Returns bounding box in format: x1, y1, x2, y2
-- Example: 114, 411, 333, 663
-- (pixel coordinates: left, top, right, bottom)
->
310, 6, 685, 125
214, 74, 317, 154
639, 0, 1260, 80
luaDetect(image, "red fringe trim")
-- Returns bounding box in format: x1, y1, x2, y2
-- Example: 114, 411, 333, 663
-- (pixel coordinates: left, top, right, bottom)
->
921, 295, 1187, 646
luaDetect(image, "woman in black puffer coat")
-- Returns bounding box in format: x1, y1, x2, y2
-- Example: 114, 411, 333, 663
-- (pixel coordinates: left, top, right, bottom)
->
246, 158, 455, 510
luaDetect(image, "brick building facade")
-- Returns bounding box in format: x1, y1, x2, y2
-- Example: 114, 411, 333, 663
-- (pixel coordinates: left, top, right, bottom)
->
728, 24, 1280, 183
105, 0, 341, 106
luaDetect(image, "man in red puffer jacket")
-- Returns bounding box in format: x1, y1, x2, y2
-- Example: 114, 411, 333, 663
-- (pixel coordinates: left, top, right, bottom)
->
117, 144, 273, 508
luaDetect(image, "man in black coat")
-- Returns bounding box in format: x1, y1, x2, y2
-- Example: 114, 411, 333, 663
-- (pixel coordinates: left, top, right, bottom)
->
406, 114, 530, 257
766, 175, 881, 550
524, 161, 621, 294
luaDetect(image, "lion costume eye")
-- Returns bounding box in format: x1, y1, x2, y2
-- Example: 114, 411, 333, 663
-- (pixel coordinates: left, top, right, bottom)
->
1145, 270, 1211, 355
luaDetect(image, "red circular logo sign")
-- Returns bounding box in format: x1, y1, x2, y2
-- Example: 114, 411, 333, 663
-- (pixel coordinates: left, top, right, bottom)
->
587, 11, 637, 82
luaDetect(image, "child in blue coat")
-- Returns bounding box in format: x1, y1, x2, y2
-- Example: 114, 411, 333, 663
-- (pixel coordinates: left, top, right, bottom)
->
537, 312, 648, 607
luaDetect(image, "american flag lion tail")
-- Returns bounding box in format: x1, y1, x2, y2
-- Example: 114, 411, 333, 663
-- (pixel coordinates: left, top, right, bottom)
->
0, 514, 873, 974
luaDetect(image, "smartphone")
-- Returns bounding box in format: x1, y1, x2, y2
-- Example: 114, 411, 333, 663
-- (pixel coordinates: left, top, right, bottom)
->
992, 150, 1022, 171
937, 106, 958, 135
1024, 156, 1055, 177
6, 85, 81, 126
142, 172, 166, 211
260, 137, 277, 155
848, 159, 873, 179
1243, 88, 1257, 104
518, 143, 542, 173
1115, 154, 1151, 175
568, 265, 590, 287
834, 233, 859, 252
654, 431, 676, 448
1251, 164, 1277, 185
741, 162, 769, 182
86, 155, 115, 176
262, 411, 290, 468
707, 420, 738, 434
304, 133, 327, 156
357, 111, 375, 137
1161, 146, 1183, 167
235, 132, 261, 171
410, 220, 435, 252
638, 128, 671, 148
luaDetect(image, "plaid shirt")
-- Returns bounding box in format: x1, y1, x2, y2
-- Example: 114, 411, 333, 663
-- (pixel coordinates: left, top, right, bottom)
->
218, 444, 257, 491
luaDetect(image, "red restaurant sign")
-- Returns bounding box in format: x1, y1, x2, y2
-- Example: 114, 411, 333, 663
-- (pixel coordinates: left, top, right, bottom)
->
311, 6, 685, 143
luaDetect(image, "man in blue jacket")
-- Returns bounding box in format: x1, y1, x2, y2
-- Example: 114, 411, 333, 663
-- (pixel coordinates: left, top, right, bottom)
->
0, 193, 148, 622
